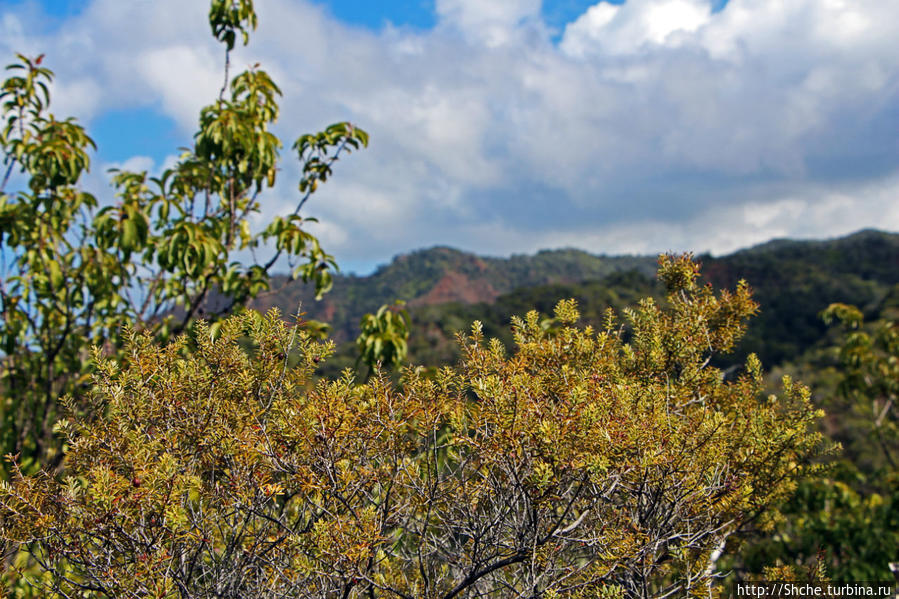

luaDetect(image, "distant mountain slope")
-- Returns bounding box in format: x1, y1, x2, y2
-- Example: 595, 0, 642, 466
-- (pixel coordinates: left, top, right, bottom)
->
249, 229, 899, 369
701, 229, 899, 366
249, 247, 658, 342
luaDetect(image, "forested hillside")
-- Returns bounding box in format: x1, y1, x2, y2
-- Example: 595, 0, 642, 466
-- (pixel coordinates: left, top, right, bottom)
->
251, 229, 899, 372
701, 229, 899, 367
249, 247, 657, 342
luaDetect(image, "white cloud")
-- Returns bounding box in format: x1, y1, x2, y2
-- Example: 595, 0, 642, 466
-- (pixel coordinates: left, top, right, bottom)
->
453, 172, 899, 259
1, 13, 32, 55
435, 0, 543, 47
138, 45, 222, 132
561, 0, 711, 57
110, 155, 156, 175
2, 0, 898, 273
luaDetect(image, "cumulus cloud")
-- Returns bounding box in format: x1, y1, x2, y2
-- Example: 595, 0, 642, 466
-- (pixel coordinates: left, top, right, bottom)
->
137, 45, 222, 131
561, 0, 711, 57
1, 0, 898, 272
454, 171, 899, 258
435, 0, 543, 47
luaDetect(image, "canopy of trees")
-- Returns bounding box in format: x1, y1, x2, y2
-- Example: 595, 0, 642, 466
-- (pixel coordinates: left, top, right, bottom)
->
0, 0, 368, 475
1, 255, 828, 597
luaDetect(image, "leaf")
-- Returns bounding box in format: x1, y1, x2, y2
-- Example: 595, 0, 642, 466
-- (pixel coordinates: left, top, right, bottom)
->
121, 216, 138, 251
47, 259, 63, 288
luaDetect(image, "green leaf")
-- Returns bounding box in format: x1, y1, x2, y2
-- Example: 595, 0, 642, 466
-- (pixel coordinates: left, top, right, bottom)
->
47, 259, 62, 289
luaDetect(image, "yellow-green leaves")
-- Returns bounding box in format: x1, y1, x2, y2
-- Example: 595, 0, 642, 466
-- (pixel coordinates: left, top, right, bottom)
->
209, 0, 257, 50
295, 122, 369, 195
822, 302, 864, 329
1, 258, 828, 597
554, 297, 581, 324
0, 54, 107, 478
824, 303, 899, 467
356, 300, 411, 374
264, 214, 312, 255
1, 54, 95, 193
1, 1, 368, 490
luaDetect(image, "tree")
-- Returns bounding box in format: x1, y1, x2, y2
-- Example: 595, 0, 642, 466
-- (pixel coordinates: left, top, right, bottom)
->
0, 0, 368, 473
815, 302, 899, 580
356, 300, 411, 377
821, 302, 899, 470
1, 255, 828, 598
743, 303, 899, 581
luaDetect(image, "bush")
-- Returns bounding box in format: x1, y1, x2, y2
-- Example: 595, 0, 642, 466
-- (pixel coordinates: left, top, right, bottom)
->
1, 255, 828, 598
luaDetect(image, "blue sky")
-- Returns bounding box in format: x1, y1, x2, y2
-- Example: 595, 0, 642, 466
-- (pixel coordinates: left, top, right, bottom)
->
2, 0, 897, 274
315, 0, 634, 35
30, 0, 628, 34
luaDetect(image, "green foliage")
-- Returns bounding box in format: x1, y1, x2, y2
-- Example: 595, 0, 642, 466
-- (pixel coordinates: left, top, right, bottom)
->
403, 270, 660, 370
248, 247, 659, 346
209, 0, 257, 50
246, 231, 899, 378
743, 467, 899, 581
741, 299, 899, 581
0, 3, 367, 474
356, 300, 410, 375
699, 230, 899, 367
821, 302, 899, 468
0, 256, 829, 597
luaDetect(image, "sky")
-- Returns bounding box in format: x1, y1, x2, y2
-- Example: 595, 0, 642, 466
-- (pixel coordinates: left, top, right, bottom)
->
2, 0, 898, 274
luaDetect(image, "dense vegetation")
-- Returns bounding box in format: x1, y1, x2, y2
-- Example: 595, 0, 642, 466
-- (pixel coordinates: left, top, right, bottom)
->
250, 247, 659, 344
2, 257, 828, 598
1, 0, 898, 596
287, 231, 899, 381
0, 0, 367, 476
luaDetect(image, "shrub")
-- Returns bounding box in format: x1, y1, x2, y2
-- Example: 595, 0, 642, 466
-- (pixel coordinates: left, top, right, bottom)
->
1, 255, 828, 598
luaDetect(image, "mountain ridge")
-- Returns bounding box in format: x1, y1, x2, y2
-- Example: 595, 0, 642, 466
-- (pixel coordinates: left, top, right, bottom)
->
240, 228, 899, 373
250, 245, 660, 341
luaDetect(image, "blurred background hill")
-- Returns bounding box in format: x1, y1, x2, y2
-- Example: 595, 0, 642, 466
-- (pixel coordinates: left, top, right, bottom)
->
242, 228, 899, 376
